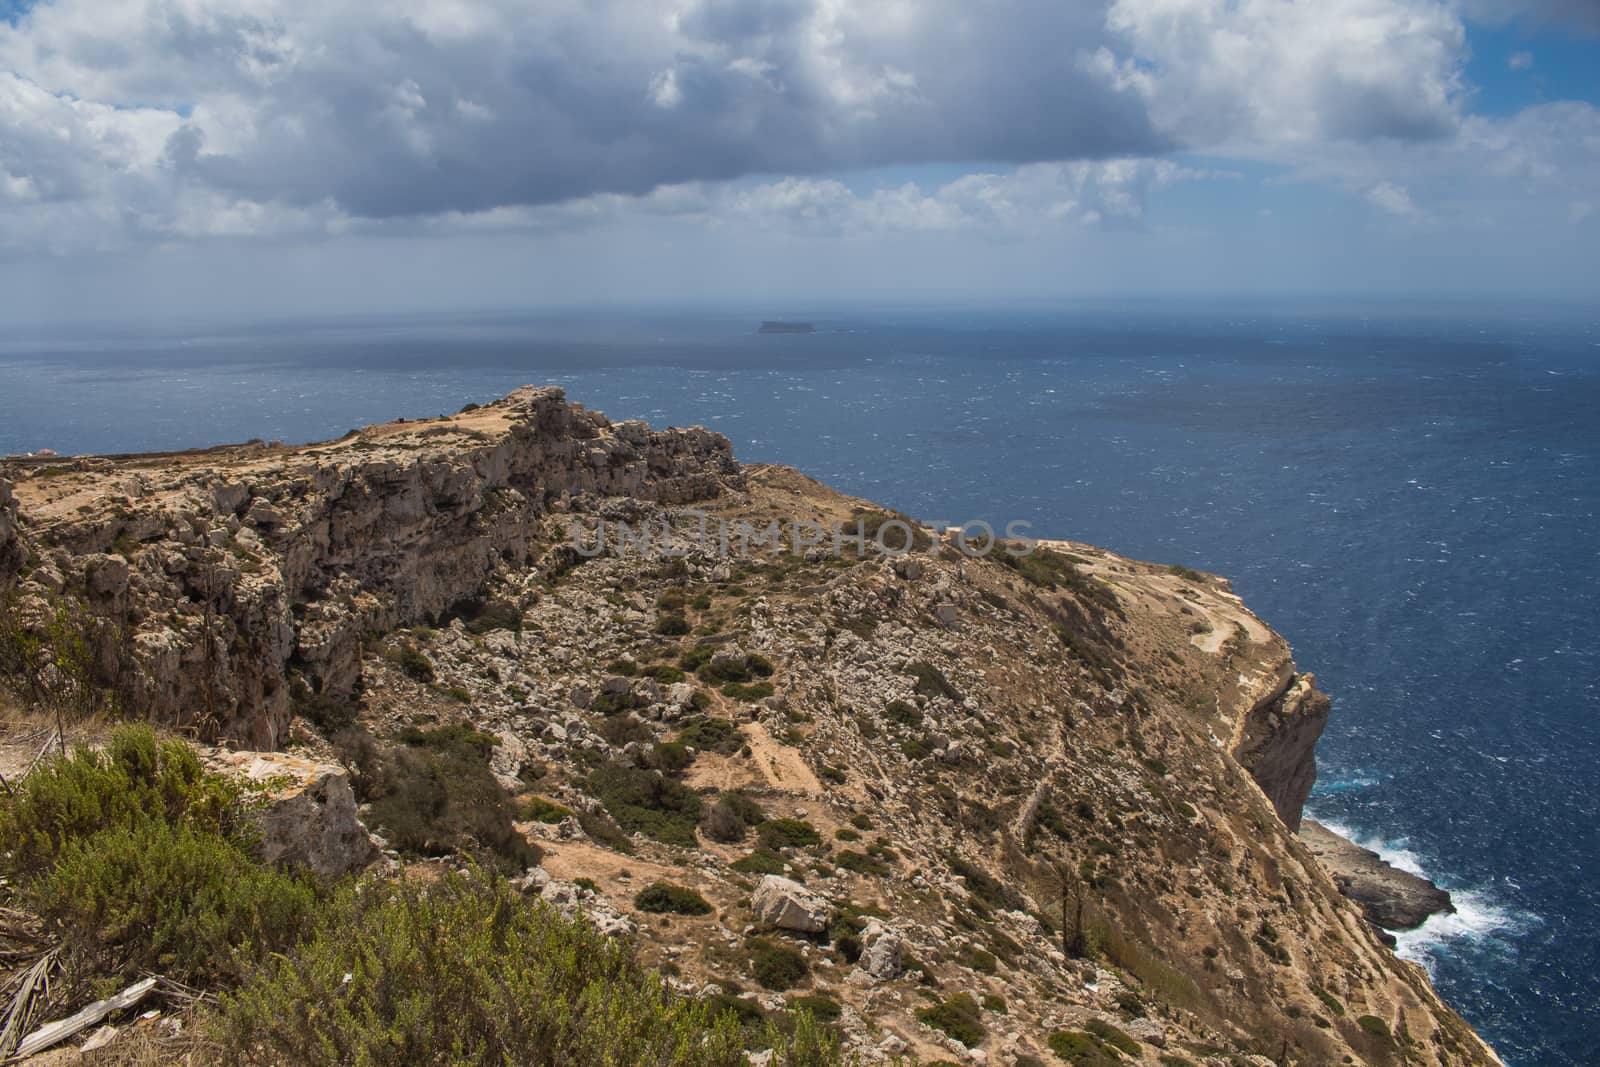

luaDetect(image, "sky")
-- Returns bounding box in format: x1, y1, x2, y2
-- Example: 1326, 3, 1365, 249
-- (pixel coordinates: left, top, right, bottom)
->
0, 0, 1597, 324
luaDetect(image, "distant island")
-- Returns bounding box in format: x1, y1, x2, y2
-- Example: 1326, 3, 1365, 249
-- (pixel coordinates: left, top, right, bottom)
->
756, 320, 815, 334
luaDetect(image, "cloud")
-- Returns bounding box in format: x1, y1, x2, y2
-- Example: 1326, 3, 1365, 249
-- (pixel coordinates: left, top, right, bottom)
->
1508, 51, 1535, 71
1098, 0, 1467, 151
0, 0, 1592, 260
0, 0, 1168, 234
1364, 181, 1421, 217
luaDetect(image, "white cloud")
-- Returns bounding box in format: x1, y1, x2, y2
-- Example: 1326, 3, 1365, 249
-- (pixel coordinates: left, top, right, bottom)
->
1100, 0, 1467, 151
1508, 51, 1535, 71
1364, 181, 1421, 217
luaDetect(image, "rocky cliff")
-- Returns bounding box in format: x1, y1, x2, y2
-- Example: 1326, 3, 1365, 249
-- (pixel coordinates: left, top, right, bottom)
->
0, 389, 1496, 1066
0, 387, 740, 746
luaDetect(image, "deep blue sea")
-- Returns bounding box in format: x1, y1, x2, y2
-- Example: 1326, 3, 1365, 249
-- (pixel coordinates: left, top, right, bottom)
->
2, 302, 1596, 1065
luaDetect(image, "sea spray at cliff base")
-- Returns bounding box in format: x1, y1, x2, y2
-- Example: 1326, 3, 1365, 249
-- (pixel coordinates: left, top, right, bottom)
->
1311, 816, 1540, 973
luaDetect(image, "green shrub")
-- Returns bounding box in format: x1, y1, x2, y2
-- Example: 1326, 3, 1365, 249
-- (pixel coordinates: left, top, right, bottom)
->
679, 716, 743, 754
363, 726, 538, 872
731, 849, 788, 875
702, 791, 767, 844
1047, 1030, 1121, 1066
465, 599, 523, 635
917, 993, 985, 1047
1358, 1015, 1392, 1039
35, 820, 317, 986
788, 995, 840, 1023
392, 643, 435, 683
759, 818, 821, 851
647, 741, 695, 775
656, 615, 692, 636
212, 871, 766, 1066
587, 763, 702, 847
0, 725, 241, 878
750, 938, 809, 990
949, 855, 1026, 911
635, 882, 713, 915
721, 681, 775, 702
522, 796, 574, 824
1086, 1018, 1140, 1055
833, 850, 889, 876
884, 699, 922, 727
1313, 985, 1346, 1017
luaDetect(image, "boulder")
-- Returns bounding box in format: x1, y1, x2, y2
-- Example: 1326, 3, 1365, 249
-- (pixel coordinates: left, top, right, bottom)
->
210, 750, 379, 877
751, 875, 830, 934
858, 922, 904, 981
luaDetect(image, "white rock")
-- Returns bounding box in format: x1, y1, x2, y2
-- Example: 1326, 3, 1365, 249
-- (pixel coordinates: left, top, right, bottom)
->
751, 875, 830, 934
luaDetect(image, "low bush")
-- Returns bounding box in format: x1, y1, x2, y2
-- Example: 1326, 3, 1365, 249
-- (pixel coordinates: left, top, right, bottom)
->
731, 849, 788, 875
750, 938, 809, 990
833, 850, 889, 876
1085, 1018, 1140, 1055
522, 796, 574, 824
884, 699, 922, 727
917, 993, 985, 1047
0, 725, 241, 878
587, 763, 702, 847
759, 818, 821, 851
36, 819, 317, 986
391, 643, 435, 683
635, 882, 714, 915
1047, 1030, 1122, 1066
362, 726, 539, 873
702, 791, 768, 844
679, 716, 743, 754
212, 872, 764, 1066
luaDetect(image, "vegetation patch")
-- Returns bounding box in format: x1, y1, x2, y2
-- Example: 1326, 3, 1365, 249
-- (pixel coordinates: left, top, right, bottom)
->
917, 992, 986, 1047
346, 725, 539, 873
635, 882, 714, 915
749, 938, 810, 990
731, 849, 789, 876
213, 871, 815, 1065
758, 818, 822, 851
522, 796, 575, 824
586, 762, 703, 847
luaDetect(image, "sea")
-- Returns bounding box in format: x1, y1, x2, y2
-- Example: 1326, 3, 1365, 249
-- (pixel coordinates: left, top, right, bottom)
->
1, 301, 1595, 1065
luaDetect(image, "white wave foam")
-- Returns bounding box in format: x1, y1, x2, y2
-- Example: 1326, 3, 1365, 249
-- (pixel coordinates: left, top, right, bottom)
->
1394, 889, 1534, 973
1308, 816, 1538, 974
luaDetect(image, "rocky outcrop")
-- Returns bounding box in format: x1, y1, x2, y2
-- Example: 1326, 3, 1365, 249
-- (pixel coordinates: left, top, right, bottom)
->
0, 476, 20, 578
751, 875, 830, 933
1300, 819, 1454, 931
0, 387, 741, 746
208, 749, 379, 877
1233, 668, 1331, 831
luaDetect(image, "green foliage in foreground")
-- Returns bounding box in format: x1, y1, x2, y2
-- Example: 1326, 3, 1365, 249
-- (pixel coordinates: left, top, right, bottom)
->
213, 871, 734, 1064
35, 819, 317, 986
214, 871, 839, 1066
0, 725, 242, 878
2, 726, 844, 1066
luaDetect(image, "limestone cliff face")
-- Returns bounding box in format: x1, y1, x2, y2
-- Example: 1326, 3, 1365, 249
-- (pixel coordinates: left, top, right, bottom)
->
1233, 667, 1331, 831
0, 387, 740, 746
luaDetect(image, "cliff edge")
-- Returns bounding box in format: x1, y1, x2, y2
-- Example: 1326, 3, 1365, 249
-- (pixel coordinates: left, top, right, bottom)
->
0, 388, 1497, 1066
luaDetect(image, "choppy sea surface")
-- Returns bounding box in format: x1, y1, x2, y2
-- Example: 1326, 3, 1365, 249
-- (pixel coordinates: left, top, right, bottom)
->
2, 302, 1596, 1064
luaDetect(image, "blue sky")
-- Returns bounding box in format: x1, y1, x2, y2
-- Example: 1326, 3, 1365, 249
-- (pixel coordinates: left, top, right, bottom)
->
0, 0, 1596, 323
